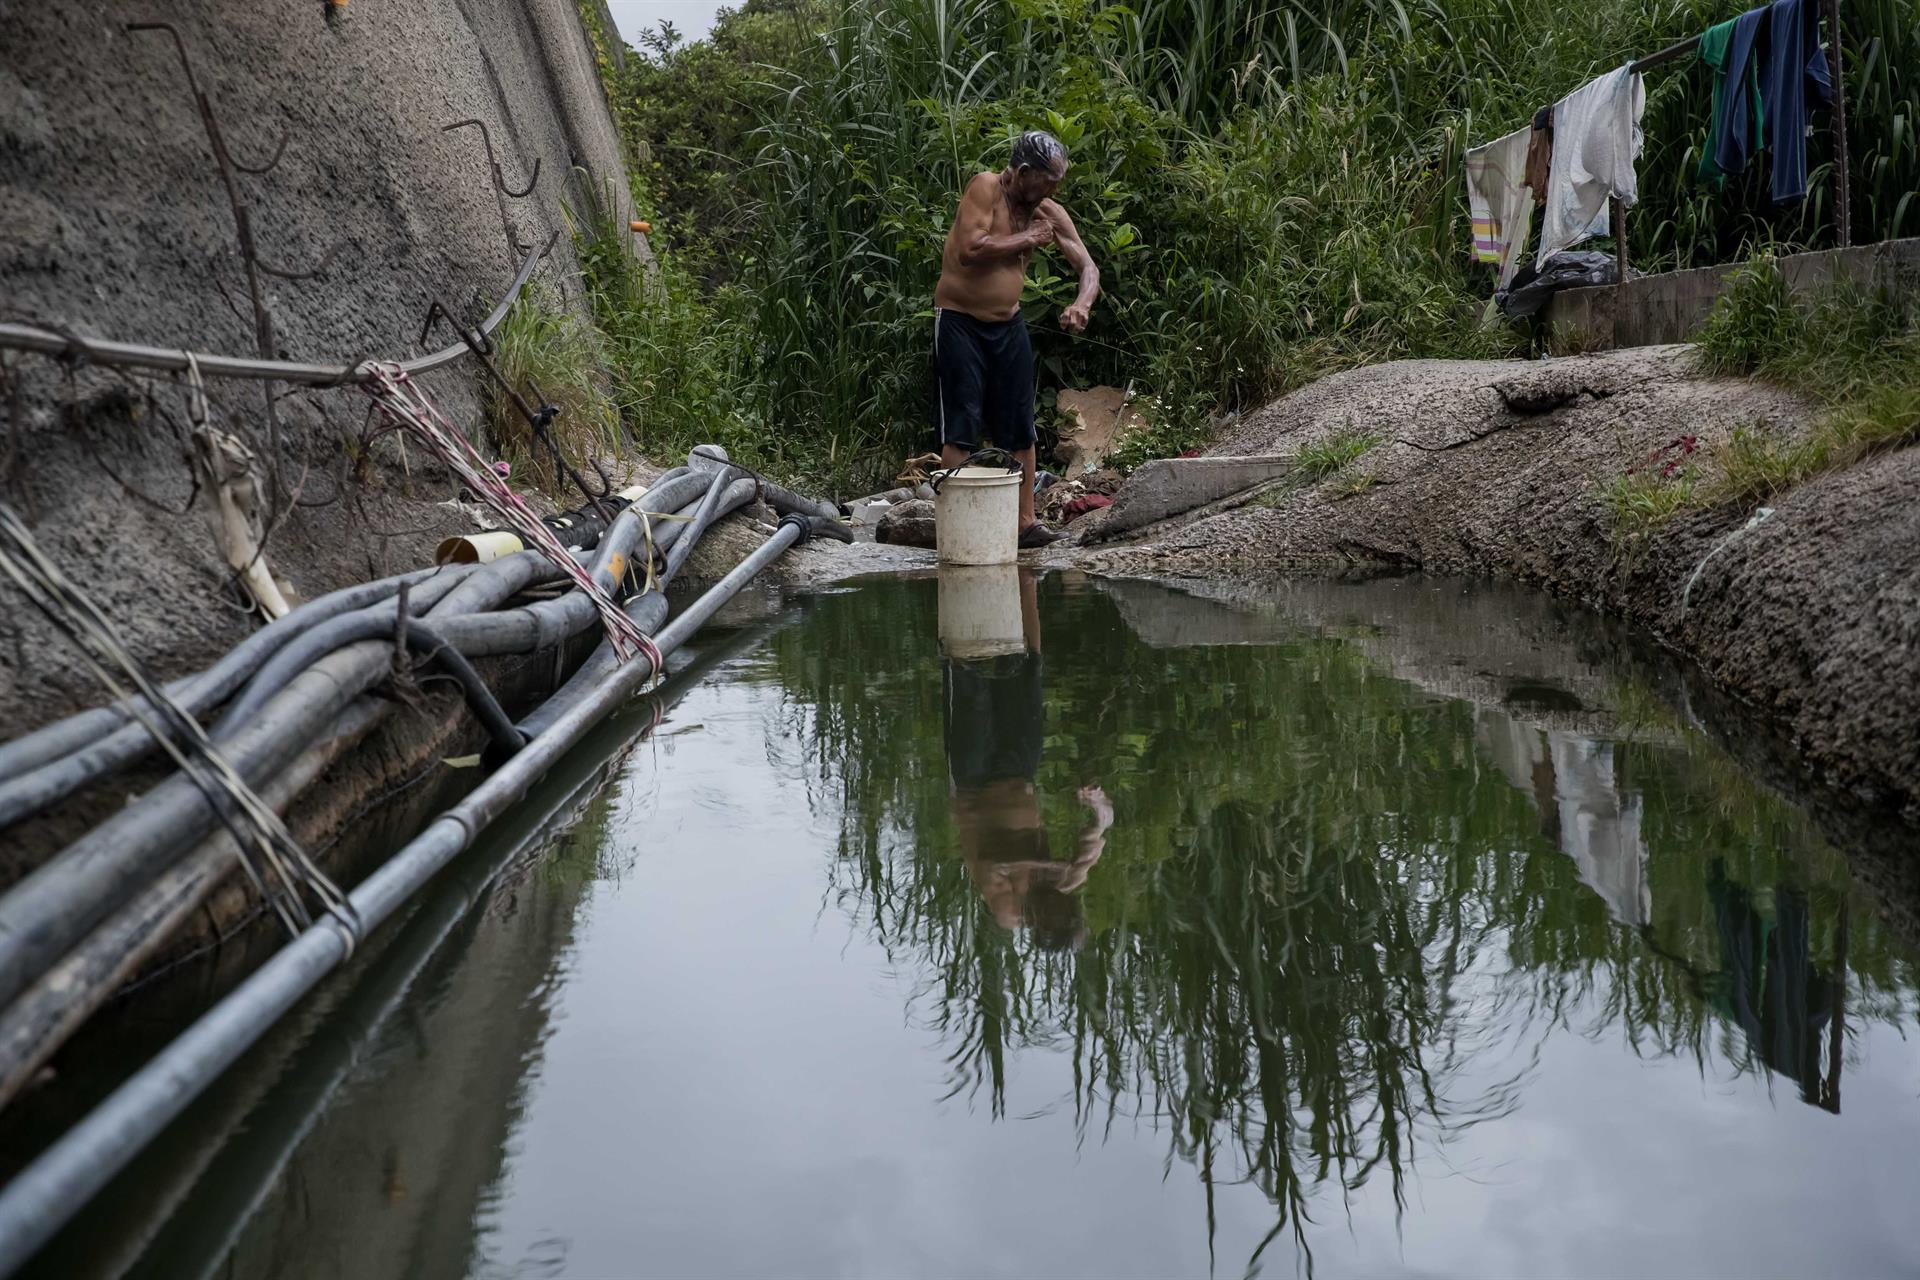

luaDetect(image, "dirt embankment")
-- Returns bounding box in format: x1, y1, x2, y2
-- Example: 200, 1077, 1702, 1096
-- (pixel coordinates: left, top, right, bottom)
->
1079, 344, 1920, 827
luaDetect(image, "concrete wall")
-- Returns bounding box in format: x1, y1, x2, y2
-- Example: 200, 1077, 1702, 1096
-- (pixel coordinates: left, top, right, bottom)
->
0, 0, 641, 738
1544, 237, 1920, 350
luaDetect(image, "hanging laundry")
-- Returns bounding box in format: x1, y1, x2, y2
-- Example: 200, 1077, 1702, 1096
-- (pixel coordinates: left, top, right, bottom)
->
1536, 66, 1646, 267
1698, 7, 1767, 185
1761, 0, 1831, 204
1524, 105, 1553, 204
1465, 123, 1536, 288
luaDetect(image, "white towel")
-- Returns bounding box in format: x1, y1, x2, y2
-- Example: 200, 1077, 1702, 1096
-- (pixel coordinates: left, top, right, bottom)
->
1537, 65, 1645, 267
1464, 123, 1535, 289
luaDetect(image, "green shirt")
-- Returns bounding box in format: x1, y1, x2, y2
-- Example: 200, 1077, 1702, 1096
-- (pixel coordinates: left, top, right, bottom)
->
1698, 15, 1766, 186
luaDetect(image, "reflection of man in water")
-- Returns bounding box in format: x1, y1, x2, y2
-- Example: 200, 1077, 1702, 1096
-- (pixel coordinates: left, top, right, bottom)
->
1706, 862, 1839, 1112
942, 572, 1112, 951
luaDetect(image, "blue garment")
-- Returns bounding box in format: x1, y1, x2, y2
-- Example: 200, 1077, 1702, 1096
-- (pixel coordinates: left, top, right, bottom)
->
1708, 7, 1769, 181
1762, 0, 1832, 204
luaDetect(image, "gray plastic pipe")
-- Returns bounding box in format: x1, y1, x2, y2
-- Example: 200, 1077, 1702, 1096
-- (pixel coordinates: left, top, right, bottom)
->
0, 461, 734, 1012
0, 474, 721, 1106
103, 618, 784, 1280
0, 564, 470, 786
0, 517, 810, 1277
515, 478, 758, 740
0, 697, 391, 1111
0, 549, 543, 1013
0, 568, 478, 832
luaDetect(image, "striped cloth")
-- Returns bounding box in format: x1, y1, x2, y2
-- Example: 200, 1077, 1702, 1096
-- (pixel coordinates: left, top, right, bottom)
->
1465, 123, 1536, 288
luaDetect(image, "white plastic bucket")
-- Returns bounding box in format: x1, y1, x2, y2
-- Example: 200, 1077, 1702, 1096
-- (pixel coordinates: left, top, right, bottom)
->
935, 466, 1022, 565
937, 564, 1025, 660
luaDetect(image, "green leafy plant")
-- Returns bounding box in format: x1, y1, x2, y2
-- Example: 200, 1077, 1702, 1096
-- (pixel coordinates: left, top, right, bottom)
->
566, 0, 1918, 493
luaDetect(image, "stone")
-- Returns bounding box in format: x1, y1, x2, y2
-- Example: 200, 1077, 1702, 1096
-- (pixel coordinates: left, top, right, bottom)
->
1095, 455, 1296, 539
875, 498, 937, 549
1055, 386, 1150, 475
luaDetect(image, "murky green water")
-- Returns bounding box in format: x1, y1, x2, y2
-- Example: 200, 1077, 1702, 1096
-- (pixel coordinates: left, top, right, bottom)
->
30, 572, 1920, 1278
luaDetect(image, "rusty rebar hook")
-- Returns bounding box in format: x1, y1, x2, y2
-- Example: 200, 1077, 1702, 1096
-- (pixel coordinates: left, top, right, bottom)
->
127, 20, 346, 511
442, 119, 542, 198
442, 118, 541, 257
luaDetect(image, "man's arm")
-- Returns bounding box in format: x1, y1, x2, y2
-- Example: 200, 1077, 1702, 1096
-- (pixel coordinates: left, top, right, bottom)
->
954, 174, 1054, 266
1040, 201, 1100, 332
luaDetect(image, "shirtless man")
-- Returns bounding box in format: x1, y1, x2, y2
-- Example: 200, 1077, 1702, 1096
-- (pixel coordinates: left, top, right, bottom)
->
932, 130, 1101, 548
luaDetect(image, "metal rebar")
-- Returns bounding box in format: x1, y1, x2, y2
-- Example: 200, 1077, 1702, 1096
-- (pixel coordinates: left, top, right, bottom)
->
0, 234, 555, 386
1628, 32, 1701, 74
1823, 0, 1852, 247
1611, 195, 1629, 283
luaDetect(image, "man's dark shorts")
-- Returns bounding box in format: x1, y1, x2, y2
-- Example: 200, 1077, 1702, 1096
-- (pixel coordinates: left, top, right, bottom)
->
932, 307, 1036, 452
942, 651, 1043, 791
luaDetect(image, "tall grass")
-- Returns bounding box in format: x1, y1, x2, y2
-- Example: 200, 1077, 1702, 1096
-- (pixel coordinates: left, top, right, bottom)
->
487, 286, 622, 493
1691, 256, 1920, 500
578, 0, 1919, 492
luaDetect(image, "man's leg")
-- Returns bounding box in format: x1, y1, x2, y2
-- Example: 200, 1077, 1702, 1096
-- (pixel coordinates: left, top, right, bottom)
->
1014, 446, 1037, 528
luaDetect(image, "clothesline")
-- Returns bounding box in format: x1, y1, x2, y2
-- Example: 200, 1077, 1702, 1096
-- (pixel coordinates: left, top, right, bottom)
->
1466, 0, 1852, 299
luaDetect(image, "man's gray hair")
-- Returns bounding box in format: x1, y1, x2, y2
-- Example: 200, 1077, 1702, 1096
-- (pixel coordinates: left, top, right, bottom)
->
1010, 130, 1068, 176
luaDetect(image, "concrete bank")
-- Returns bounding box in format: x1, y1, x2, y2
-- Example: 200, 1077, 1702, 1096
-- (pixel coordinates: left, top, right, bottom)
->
1070, 344, 1920, 833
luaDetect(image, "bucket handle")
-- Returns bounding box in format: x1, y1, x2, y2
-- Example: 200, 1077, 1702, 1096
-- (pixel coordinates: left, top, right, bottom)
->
930, 447, 1023, 494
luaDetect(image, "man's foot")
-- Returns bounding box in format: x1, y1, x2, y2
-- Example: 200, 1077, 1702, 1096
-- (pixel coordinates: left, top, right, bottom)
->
1018, 522, 1064, 549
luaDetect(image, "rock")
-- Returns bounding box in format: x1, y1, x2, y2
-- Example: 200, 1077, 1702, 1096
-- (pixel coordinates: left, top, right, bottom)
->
1095, 455, 1297, 539
876, 498, 937, 548
1055, 386, 1150, 476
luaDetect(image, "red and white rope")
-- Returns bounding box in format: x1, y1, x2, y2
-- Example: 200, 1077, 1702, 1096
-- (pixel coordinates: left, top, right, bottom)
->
360, 361, 648, 661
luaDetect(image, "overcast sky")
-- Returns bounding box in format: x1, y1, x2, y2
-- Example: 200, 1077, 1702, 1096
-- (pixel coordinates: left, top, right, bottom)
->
605, 0, 725, 46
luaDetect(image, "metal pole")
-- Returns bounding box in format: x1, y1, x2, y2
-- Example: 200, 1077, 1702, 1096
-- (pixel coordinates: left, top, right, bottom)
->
1611, 196, 1629, 283
1628, 32, 1701, 74
0, 233, 554, 386
1823, 0, 1852, 247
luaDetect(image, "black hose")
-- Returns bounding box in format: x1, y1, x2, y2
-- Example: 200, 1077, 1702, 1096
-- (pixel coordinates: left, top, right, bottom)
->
779, 512, 857, 544
0, 564, 475, 786
401, 622, 525, 755
0, 569, 481, 833
210, 554, 564, 738
690, 445, 845, 521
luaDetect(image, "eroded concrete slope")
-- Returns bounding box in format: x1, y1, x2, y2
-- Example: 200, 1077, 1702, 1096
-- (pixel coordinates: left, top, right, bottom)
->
1085, 345, 1920, 825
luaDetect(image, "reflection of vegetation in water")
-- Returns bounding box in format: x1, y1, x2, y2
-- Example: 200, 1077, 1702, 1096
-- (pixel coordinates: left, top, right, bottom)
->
757, 576, 1914, 1270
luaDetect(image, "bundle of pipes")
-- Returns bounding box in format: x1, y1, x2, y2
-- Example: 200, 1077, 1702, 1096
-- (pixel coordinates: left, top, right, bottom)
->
0, 447, 848, 1244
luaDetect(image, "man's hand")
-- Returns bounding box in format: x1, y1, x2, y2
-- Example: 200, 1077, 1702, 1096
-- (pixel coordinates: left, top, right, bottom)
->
1024, 219, 1057, 250
1077, 785, 1114, 832
1059, 302, 1091, 333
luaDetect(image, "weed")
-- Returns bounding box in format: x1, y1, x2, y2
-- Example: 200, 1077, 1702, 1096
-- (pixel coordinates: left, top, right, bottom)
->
1600, 467, 1698, 542
1695, 260, 1920, 502
487, 286, 621, 496
1708, 423, 1827, 505
1547, 322, 1601, 357
1296, 426, 1381, 482
1334, 469, 1381, 498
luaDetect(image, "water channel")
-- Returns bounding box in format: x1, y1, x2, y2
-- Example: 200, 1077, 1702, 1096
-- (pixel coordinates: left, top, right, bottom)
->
19, 571, 1920, 1278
